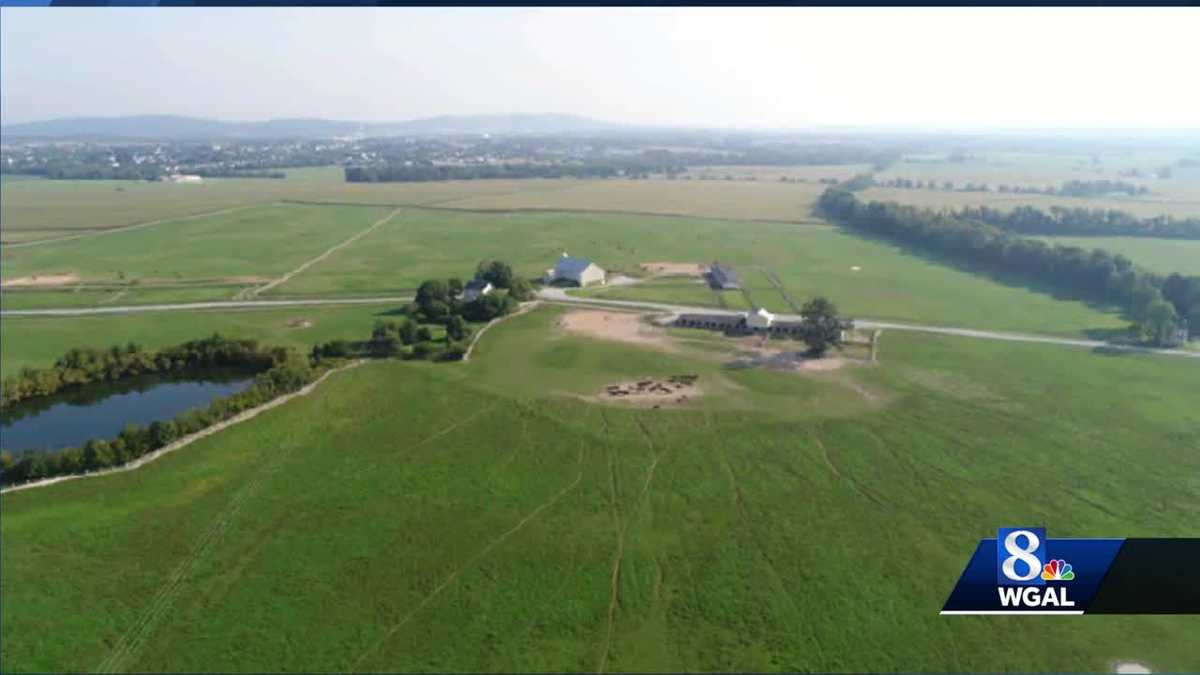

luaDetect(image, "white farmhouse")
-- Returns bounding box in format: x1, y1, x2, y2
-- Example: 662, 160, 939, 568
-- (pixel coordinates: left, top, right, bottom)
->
462, 279, 493, 302
745, 307, 775, 330
543, 254, 606, 287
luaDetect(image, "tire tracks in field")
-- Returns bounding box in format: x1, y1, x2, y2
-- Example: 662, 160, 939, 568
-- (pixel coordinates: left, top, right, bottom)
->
597, 412, 662, 674
807, 428, 887, 508
350, 446, 585, 671
96, 434, 299, 673
5, 204, 263, 250
233, 207, 401, 300
597, 409, 624, 674
716, 416, 828, 666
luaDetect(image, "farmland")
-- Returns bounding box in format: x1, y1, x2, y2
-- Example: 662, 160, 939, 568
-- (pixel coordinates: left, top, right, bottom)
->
0, 304, 395, 377
1031, 235, 1200, 276
263, 208, 1128, 338
3, 152, 1199, 674
3, 306, 1199, 672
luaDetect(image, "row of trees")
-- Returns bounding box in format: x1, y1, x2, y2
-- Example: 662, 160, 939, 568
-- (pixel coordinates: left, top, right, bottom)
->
1, 339, 316, 486
344, 162, 686, 183
865, 176, 1150, 198
951, 204, 1200, 240
1, 336, 282, 407
816, 189, 1196, 346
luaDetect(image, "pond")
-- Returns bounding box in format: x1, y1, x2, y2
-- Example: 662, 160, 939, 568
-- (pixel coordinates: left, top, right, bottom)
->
1, 369, 255, 454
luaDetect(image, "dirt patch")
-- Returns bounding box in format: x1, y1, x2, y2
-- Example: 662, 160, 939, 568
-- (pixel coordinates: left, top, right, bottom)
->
640, 261, 706, 277
286, 318, 314, 329
557, 310, 677, 351
1, 273, 80, 288
726, 337, 850, 372
595, 375, 700, 407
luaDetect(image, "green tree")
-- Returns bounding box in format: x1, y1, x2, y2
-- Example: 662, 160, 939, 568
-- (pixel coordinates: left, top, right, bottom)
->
446, 315, 467, 341
476, 260, 515, 288
416, 279, 450, 311
1140, 300, 1180, 346
799, 297, 845, 357
448, 277, 464, 298
508, 276, 535, 301
417, 326, 434, 342
397, 319, 418, 345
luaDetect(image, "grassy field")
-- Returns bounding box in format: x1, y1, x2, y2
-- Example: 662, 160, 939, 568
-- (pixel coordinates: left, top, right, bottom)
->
1031, 235, 1200, 275
436, 178, 832, 222
1, 203, 393, 287
867, 154, 1200, 218
0, 303, 398, 377
3, 305, 1198, 672
266, 208, 1128, 338
0, 168, 584, 242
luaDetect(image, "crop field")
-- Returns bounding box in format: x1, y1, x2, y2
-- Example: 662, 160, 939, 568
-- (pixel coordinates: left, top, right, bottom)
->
1, 203, 394, 289
574, 278, 752, 311
868, 155, 1200, 218
0, 169, 582, 242
0, 304, 395, 377
4, 306, 1198, 672
435, 178, 832, 222
1031, 235, 1200, 276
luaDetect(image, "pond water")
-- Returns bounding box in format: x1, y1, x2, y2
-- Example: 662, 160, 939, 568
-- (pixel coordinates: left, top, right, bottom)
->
1, 370, 255, 454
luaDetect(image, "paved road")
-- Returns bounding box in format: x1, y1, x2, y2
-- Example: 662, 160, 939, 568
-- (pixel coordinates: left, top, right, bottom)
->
3, 287, 1197, 360
536, 287, 1200, 360
0, 296, 412, 317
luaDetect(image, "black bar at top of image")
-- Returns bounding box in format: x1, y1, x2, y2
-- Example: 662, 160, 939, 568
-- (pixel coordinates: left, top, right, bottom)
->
1087, 538, 1200, 614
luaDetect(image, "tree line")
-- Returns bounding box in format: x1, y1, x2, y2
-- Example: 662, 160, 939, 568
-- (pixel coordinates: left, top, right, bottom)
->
1, 336, 316, 486
864, 176, 1151, 198
344, 162, 686, 183
1, 336, 282, 407
816, 189, 1197, 346
950, 204, 1200, 240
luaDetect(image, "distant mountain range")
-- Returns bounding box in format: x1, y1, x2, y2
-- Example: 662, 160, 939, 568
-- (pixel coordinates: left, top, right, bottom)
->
1, 113, 630, 141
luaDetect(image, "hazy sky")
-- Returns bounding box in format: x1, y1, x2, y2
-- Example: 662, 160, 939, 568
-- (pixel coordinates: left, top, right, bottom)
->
2, 7, 1197, 130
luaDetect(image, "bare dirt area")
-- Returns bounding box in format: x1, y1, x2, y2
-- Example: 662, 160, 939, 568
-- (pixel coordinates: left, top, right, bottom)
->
286, 318, 314, 329
1, 273, 80, 288
595, 375, 700, 407
556, 310, 677, 351
640, 261, 706, 277
726, 336, 851, 372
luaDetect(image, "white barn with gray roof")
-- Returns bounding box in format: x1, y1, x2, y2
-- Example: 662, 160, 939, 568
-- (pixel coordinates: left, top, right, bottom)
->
544, 254, 606, 287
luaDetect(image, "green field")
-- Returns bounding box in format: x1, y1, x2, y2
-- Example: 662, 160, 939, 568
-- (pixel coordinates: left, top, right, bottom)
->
0, 304, 398, 377
4, 306, 1198, 672
1031, 236, 1200, 275
437, 178, 832, 222
0, 169, 588, 242
264, 208, 1127, 338
2, 203, 393, 286
871, 154, 1200, 219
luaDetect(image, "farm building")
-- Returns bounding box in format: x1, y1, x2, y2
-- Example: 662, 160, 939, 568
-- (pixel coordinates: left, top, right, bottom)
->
746, 307, 775, 330
544, 254, 606, 287
674, 309, 807, 338
708, 262, 741, 290
461, 279, 493, 302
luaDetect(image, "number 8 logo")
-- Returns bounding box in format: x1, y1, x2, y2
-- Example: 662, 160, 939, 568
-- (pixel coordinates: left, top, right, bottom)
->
1002, 529, 1043, 582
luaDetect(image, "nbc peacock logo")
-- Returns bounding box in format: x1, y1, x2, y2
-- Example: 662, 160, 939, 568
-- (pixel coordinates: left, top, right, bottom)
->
1041, 559, 1075, 581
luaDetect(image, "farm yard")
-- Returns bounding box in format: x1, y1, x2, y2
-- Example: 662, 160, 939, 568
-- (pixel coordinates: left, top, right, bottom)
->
3, 151, 1200, 673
